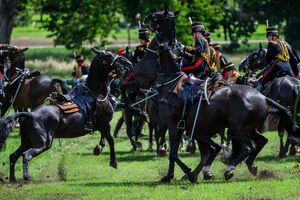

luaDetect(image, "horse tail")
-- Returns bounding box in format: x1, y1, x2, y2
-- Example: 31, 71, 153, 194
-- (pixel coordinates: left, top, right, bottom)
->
50, 79, 71, 94
266, 97, 300, 140
0, 112, 31, 151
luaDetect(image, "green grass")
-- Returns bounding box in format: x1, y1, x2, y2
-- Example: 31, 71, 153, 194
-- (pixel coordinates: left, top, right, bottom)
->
0, 110, 299, 200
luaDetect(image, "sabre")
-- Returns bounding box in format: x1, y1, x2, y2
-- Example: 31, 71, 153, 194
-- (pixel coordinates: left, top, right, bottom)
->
266, 19, 269, 27
188, 17, 193, 24
188, 91, 203, 142
204, 77, 211, 105
129, 92, 158, 107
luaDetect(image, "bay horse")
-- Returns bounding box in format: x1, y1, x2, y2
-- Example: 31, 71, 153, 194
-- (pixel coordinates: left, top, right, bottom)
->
239, 45, 300, 157
156, 43, 300, 183
0, 49, 132, 182
0, 45, 69, 117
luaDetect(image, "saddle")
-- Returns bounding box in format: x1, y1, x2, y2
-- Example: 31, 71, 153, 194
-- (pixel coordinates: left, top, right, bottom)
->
47, 92, 79, 114
47, 85, 96, 132
174, 73, 228, 103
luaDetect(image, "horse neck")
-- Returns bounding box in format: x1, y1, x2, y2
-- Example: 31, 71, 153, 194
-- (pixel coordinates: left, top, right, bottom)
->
85, 59, 108, 95
159, 51, 180, 75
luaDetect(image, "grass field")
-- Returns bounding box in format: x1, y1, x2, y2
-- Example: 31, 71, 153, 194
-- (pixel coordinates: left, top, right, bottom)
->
11, 16, 268, 42
1, 49, 299, 199
0, 111, 299, 200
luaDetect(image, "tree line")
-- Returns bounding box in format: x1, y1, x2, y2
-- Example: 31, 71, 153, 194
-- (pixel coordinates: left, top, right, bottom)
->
0, 0, 299, 49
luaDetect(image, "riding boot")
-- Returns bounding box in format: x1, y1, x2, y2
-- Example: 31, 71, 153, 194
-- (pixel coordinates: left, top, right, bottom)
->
108, 94, 119, 110
254, 82, 265, 93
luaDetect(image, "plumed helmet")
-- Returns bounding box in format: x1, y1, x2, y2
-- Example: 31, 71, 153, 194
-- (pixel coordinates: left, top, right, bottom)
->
138, 28, 150, 41
266, 26, 279, 37
191, 21, 206, 35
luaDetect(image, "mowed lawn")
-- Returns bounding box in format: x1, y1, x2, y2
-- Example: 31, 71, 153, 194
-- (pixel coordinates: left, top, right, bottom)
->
0, 110, 299, 200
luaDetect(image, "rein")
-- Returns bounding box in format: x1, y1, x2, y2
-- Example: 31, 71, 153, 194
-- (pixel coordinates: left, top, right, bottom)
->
156, 72, 184, 88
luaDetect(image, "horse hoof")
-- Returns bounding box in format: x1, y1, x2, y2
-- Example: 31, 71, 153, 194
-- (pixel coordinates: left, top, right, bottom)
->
246, 163, 257, 176
203, 171, 214, 180
160, 175, 173, 183
224, 170, 234, 181
130, 146, 137, 152
9, 177, 17, 183
136, 141, 142, 148
289, 148, 297, 156
187, 172, 198, 183
23, 176, 30, 182
277, 153, 286, 159
181, 174, 188, 180
110, 161, 117, 169
113, 133, 118, 138
93, 145, 103, 156
186, 144, 196, 154
147, 144, 153, 152
158, 148, 167, 157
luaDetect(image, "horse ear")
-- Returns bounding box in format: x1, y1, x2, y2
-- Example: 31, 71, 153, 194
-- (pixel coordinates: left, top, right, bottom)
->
259, 42, 262, 50
174, 10, 181, 16
20, 47, 28, 52
164, 5, 170, 15
92, 47, 100, 55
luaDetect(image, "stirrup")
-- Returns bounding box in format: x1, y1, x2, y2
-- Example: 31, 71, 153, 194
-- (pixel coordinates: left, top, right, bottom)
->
84, 121, 94, 132
177, 119, 186, 129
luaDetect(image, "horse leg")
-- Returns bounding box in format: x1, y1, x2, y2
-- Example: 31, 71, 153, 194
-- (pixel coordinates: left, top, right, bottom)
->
288, 140, 297, 156
123, 109, 137, 150
0, 103, 10, 117
101, 125, 117, 169
201, 138, 221, 180
186, 139, 211, 183
148, 122, 154, 151
93, 133, 105, 156
133, 116, 144, 148
157, 125, 167, 156
188, 138, 221, 182
22, 144, 52, 181
9, 145, 28, 182
186, 139, 196, 154
278, 120, 286, 158
224, 131, 254, 180
21, 132, 53, 181
113, 116, 124, 138
245, 131, 268, 176
161, 128, 192, 183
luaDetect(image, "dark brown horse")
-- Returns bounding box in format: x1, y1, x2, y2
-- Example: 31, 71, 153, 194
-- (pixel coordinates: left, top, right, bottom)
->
157, 44, 300, 183
239, 45, 300, 157
0, 49, 132, 182
0, 45, 69, 117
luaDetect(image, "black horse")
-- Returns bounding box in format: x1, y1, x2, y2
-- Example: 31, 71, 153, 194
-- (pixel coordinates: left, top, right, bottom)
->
156, 43, 300, 183
239, 45, 300, 157
118, 6, 179, 154
0, 45, 69, 117
0, 49, 132, 182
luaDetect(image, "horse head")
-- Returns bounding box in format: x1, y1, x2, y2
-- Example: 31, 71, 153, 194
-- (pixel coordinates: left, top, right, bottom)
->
92, 48, 133, 78
144, 6, 180, 43
239, 43, 267, 72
